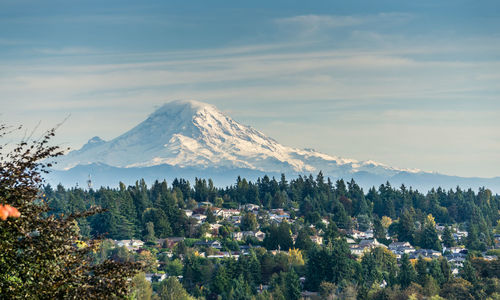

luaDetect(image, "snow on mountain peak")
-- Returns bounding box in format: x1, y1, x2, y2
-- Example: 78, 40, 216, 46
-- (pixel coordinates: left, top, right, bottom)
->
54, 100, 416, 177
150, 99, 217, 120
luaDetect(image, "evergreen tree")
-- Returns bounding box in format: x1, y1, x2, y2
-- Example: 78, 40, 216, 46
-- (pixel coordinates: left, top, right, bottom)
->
211, 265, 230, 296
397, 209, 415, 243
227, 274, 252, 300
295, 229, 314, 251
240, 212, 258, 231
419, 214, 442, 251
460, 260, 477, 284
158, 277, 195, 300
373, 217, 386, 241
205, 207, 216, 224
131, 272, 153, 300
415, 257, 428, 286
143, 208, 172, 238
144, 222, 156, 244
442, 226, 455, 248
439, 257, 452, 284
248, 250, 262, 285
398, 253, 416, 288
285, 269, 301, 300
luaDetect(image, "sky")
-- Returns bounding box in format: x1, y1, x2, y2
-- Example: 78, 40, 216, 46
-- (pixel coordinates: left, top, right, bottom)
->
1, 0, 500, 178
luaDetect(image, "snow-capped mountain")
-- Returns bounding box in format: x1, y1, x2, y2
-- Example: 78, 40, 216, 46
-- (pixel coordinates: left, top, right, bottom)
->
54, 100, 415, 177
48, 100, 500, 192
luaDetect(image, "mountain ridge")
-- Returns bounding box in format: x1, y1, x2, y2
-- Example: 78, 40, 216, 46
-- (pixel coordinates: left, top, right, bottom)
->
55, 100, 418, 176
48, 100, 500, 192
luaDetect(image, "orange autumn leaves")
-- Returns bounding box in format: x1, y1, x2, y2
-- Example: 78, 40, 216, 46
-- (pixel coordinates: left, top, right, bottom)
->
0, 204, 20, 220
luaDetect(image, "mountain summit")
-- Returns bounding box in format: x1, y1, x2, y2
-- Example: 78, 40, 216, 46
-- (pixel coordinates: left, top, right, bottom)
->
49, 100, 500, 191
54, 100, 412, 177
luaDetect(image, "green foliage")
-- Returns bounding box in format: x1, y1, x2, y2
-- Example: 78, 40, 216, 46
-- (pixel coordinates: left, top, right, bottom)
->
294, 228, 313, 251
28, 140, 500, 300
442, 225, 456, 248
398, 254, 416, 288
305, 238, 359, 291
157, 277, 194, 300
263, 222, 293, 251
319, 281, 337, 299
361, 247, 397, 287
285, 269, 301, 300
131, 272, 153, 300
240, 212, 258, 231
164, 258, 183, 276
417, 214, 442, 251
0, 125, 141, 298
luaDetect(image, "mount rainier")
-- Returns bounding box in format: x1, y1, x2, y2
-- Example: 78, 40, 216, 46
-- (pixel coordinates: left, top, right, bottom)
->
47, 100, 500, 192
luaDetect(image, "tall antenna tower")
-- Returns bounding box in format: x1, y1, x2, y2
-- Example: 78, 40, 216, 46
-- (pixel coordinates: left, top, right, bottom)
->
87, 174, 92, 190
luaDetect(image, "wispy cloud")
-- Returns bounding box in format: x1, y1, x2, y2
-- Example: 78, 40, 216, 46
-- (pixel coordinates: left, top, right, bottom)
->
34, 47, 97, 56
275, 13, 413, 35
2, 7, 499, 177
276, 15, 365, 32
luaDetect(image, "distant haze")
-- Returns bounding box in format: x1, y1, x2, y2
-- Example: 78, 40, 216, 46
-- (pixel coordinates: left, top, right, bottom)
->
45, 101, 500, 192
1, 1, 500, 178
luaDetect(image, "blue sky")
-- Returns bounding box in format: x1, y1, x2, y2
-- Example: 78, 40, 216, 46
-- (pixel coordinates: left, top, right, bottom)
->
1, 0, 500, 177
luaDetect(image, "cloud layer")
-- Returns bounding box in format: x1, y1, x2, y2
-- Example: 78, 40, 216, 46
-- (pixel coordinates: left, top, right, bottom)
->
1, 2, 500, 178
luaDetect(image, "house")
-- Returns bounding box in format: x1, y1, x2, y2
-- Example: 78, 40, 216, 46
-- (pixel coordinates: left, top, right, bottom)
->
349, 229, 374, 240
230, 215, 241, 224
241, 230, 266, 241
310, 235, 323, 245
410, 249, 442, 259
269, 212, 290, 223
346, 238, 356, 244
244, 204, 260, 211
349, 239, 387, 256
254, 230, 266, 241
194, 240, 222, 249
232, 230, 266, 242
443, 246, 466, 254
207, 251, 240, 259
232, 231, 244, 241
453, 230, 468, 242
435, 224, 446, 232
192, 214, 207, 223
114, 239, 144, 251
484, 255, 498, 261
389, 241, 411, 250
145, 273, 167, 282
445, 252, 467, 267
220, 209, 240, 218
388, 241, 415, 259
183, 210, 193, 217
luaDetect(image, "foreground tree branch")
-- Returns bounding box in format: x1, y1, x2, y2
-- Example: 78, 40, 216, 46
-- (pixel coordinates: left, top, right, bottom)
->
0, 125, 141, 299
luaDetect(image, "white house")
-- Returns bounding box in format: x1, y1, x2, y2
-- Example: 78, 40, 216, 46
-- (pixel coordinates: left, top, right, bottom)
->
349, 239, 387, 256
145, 273, 167, 282
114, 239, 144, 251
310, 235, 323, 245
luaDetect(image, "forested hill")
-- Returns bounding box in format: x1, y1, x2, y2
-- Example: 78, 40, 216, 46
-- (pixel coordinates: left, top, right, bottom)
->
46, 173, 499, 250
